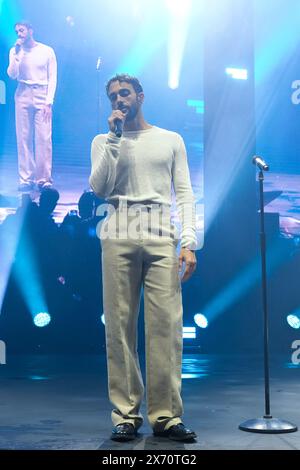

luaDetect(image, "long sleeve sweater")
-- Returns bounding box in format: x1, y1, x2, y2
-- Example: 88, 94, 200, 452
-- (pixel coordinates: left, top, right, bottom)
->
7, 42, 57, 105
89, 126, 197, 249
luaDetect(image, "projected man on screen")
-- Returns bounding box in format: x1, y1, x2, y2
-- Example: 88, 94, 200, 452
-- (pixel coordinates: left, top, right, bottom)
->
7, 21, 57, 191
89, 73, 198, 442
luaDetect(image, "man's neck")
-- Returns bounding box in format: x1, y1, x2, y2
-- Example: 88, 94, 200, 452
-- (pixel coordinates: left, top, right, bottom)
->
123, 116, 152, 132
23, 38, 37, 49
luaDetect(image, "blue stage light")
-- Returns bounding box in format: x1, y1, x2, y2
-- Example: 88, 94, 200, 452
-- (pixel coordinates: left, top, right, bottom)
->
166, 0, 192, 89
115, 3, 167, 76
226, 68, 248, 80
66, 16, 75, 27
165, 0, 191, 17
33, 312, 51, 328
183, 326, 196, 339
194, 313, 208, 329
88, 226, 96, 238
101, 314, 105, 325
0, 0, 22, 45
187, 99, 205, 114
182, 374, 205, 379
287, 314, 300, 329
255, 2, 300, 84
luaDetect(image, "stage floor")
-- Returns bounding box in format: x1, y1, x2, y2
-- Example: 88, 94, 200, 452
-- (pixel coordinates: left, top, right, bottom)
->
0, 353, 299, 450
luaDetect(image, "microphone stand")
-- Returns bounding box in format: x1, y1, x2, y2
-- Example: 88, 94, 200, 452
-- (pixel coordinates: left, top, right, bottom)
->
239, 164, 297, 433
96, 57, 102, 134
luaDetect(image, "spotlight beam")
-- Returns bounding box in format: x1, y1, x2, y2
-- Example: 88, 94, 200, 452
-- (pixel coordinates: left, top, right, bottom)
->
166, 0, 193, 89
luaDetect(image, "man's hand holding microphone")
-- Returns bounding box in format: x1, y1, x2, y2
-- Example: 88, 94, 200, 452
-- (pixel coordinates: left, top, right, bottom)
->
108, 108, 127, 138
14, 38, 23, 55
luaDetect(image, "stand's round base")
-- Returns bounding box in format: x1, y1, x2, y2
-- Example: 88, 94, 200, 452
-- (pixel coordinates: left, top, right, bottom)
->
239, 417, 298, 434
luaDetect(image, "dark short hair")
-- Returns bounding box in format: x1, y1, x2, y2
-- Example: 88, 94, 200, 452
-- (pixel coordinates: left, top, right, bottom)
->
14, 20, 33, 30
106, 74, 143, 96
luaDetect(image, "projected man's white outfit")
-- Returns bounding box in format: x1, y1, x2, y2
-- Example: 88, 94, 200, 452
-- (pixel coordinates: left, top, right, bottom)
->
7, 40, 57, 189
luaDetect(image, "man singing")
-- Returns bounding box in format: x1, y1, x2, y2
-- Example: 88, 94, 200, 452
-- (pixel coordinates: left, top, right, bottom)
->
7, 21, 57, 191
89, 74, 197, 442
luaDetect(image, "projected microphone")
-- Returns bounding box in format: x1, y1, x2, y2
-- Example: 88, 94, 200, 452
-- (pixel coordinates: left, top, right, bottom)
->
252, 155, 269, 171
114, 118, 123, 138
96, 56, 101, 71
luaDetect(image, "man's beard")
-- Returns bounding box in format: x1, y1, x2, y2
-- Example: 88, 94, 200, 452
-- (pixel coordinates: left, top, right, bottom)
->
23, 35, 32, 46
124, 102, 139, 122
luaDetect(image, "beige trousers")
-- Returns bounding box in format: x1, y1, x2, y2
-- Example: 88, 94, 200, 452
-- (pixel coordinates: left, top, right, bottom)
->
15, 83, 52, 185
101, 205, 183, 432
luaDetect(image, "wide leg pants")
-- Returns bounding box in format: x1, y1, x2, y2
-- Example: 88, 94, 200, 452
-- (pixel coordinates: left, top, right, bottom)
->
101, 205, 183, 432
15, 83, 53, 185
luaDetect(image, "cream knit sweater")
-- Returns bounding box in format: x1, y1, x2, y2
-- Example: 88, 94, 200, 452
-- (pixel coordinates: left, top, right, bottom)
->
90, 126, 197, 249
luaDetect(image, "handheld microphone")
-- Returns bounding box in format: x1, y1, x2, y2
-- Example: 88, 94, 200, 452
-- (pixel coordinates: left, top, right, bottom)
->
15, 39, 22, 54
114, 119, 123, 138
252, 155, 269, 171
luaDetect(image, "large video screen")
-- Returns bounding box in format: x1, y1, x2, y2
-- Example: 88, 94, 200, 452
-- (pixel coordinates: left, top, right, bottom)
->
255, 0, 300, 240
0, 0, 204, 248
